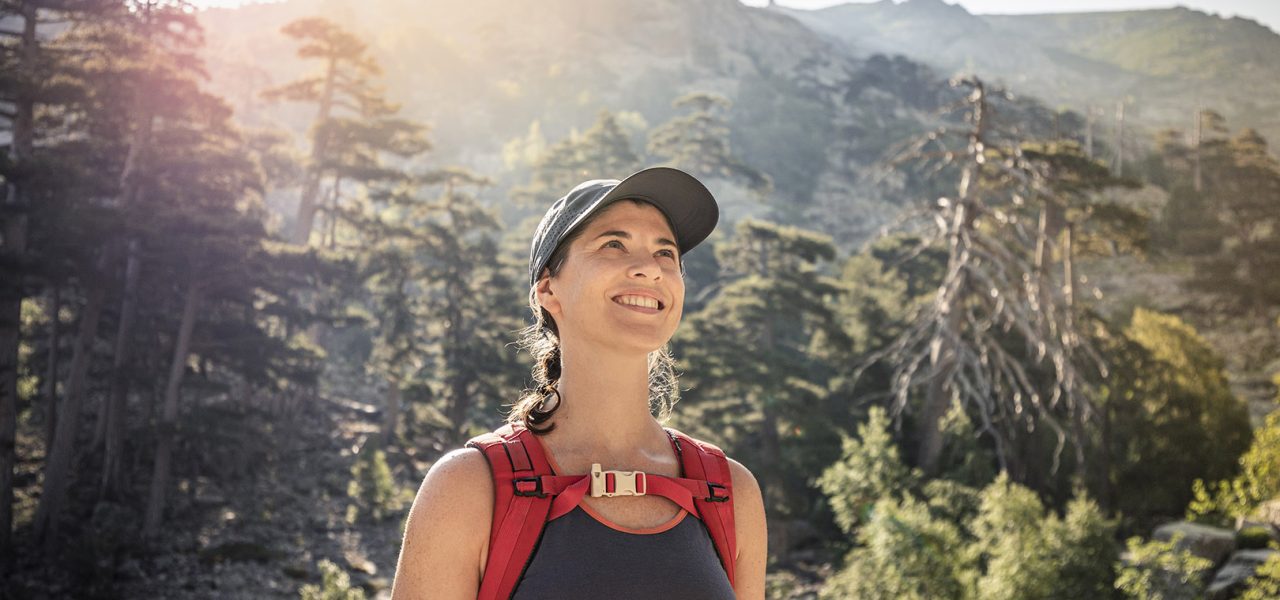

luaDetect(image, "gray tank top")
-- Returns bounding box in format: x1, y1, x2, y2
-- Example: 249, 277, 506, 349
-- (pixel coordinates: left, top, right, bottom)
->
509, 434, 736, 599
509, 505, 736, 599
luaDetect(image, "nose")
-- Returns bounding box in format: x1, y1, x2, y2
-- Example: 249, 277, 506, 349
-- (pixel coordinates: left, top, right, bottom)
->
627, 254, 663, 281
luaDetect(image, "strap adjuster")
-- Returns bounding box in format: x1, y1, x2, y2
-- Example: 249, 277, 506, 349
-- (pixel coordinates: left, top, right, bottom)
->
705, 482, 730, 502
513, 476, 545, 498
589, 463, 647, 497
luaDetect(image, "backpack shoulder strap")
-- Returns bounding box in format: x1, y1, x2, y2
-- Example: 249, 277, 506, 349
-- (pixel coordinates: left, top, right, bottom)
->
665, 428, 737, 588
465, 424, 555, 600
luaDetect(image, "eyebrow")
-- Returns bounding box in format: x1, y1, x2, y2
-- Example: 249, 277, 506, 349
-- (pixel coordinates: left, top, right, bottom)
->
593, 230, 678, 249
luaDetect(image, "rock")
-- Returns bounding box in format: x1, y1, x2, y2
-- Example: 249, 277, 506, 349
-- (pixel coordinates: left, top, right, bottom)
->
1206, 549, 1278, 600
1252, 499, 1280, 528
344, 550, 378, 575
1154, 521, 1237, 567
359, 576, 391, 595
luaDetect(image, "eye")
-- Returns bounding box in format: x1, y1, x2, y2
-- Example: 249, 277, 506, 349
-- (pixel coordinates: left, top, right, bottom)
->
656, 249, 677, 260
603, 239, 625, 250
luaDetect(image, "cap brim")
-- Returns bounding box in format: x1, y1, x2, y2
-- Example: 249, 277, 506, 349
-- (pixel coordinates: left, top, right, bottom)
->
594, 167, 719, 255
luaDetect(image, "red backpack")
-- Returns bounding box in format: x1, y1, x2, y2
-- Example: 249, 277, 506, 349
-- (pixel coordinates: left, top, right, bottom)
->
465, 423, 737, 599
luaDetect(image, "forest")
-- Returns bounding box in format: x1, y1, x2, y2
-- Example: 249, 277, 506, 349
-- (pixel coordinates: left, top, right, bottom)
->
1, 0, 1279, 598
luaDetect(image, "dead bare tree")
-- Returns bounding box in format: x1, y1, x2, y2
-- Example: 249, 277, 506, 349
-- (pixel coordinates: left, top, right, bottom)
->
860, 76, 1108, 478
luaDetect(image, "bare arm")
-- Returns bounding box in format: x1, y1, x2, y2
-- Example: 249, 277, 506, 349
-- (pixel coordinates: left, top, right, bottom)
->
390, 448, 494, 600
729, 457, 767, 600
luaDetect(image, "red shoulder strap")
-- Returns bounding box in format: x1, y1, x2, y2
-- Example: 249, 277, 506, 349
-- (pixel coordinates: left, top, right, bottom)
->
666, 428, 737, 588
465, 424, 555, 600
466, 425, 739, 597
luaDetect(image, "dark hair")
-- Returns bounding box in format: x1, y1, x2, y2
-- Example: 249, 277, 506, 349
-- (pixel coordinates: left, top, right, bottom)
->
508, 200, 682, 434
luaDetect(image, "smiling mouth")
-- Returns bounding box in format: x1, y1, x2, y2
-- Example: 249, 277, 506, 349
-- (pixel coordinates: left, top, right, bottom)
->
612, 294, 664, 310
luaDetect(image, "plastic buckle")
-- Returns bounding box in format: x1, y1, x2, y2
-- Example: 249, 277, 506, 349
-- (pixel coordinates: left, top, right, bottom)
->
589, 463, 647, 497
513, 476, 545, 498
705, 482, 730, 503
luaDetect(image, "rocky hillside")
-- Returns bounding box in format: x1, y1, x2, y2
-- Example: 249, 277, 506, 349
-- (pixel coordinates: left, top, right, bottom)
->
782, 0, 1280, 145
196, 0, 966, 246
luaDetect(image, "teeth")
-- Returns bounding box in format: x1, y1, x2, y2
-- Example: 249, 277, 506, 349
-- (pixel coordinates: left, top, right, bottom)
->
615, 295, 660, 309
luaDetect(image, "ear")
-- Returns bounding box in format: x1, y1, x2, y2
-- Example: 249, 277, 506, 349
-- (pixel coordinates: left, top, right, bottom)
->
535, 272, 562, 317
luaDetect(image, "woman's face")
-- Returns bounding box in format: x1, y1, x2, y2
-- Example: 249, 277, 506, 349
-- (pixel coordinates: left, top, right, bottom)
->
536, 200, 685, 355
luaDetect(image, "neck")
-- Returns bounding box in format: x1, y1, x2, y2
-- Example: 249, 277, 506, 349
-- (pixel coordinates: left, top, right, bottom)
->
546, 337, 666, 454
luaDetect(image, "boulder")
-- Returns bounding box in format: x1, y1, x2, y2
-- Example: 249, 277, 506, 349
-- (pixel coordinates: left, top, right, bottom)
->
1154, 521, 1238, 567
1206, 548, 1278, 600
1252, 499, 1280, 528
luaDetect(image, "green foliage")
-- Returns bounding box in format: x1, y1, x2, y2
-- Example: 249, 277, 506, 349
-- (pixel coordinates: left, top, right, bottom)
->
1240, 552, 1280, 600
969, 475, 1062, 600
820, 497, 972, 600
1098, 308, 1251, 523
345, 449, 406, 523
1188, 410, 1280, 524
1114, 535, 1212, 600
817, 406, 920, 535
820, 413, 1118, 599
299, 559, 367, 600
969, 476, 1119, 600
647, 92, 770, 194
674, 219, 850, 516
1055, 493, 1124, 599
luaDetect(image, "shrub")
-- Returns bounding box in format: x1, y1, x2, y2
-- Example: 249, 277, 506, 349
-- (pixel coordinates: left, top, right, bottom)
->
817, 406, 919, 535
1114, 535, 1212, 600
1240, 551, 1280, 600
1187, 409, 1280, 524
299, 559, 366, 600
819, 497, 971, 600
346, 448, 407, 523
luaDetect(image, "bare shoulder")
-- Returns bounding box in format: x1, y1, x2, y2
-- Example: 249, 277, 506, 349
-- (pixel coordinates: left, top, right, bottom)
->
726, 456, 765, 537
726, 457, 761, 498
726, 456, 767, 600
421, 447, 494, 496
390, 447, 494, 600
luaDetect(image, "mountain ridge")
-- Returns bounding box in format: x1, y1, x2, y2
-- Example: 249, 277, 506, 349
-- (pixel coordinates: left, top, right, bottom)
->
780, 1, 1280, 145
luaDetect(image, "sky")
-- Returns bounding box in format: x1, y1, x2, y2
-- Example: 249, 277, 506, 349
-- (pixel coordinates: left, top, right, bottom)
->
187, 0, 1280, 35
740, 0, 1280, 33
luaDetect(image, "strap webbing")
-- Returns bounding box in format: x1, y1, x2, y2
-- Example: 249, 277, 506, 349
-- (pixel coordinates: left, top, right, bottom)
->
468, 425, 737, 599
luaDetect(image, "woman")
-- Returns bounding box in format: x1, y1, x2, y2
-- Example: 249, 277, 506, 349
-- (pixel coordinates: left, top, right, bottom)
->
390, 167, 767, 599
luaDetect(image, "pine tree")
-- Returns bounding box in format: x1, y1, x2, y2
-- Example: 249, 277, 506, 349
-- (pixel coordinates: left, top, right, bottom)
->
674, 219, 849, 521
647, 92, 771, 195
264, 17, 429, 246
0, 0, 116, 557
1192, 128, 1280, 314
513, 110, 643, 207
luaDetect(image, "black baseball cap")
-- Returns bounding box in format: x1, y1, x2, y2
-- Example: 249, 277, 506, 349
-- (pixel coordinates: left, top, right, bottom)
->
528, 167, 719, 286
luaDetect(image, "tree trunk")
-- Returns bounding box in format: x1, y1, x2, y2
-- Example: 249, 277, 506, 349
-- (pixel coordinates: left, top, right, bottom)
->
143, 278, 202, 537
44, 287, 61, 456
919, 198, 973, 475
292, 56, 338, 245
99, 101, 154, 498
34, 274, 108, 548
99, 239, 142, 500
919, 83, 985, 475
